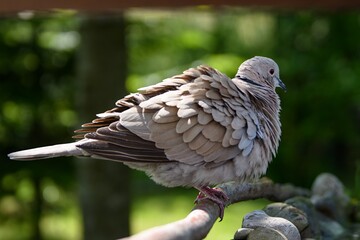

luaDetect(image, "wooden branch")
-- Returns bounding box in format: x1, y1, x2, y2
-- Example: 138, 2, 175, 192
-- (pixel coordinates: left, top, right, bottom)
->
120, 179, 310, 240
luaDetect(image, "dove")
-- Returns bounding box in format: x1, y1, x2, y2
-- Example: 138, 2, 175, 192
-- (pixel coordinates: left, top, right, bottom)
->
8, 56, 286, 220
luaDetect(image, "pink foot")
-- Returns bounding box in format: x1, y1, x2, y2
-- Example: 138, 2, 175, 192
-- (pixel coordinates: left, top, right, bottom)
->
194, 186, 229, 221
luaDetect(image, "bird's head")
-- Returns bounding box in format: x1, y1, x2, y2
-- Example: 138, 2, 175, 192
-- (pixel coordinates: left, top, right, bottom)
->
236, 56, 286, 92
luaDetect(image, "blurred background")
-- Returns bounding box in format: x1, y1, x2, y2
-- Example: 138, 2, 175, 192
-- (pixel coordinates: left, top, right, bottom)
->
0, 7, 359, 240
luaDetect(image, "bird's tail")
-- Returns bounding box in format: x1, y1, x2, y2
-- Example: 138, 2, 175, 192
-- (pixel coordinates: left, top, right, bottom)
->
8, 142, 84, 160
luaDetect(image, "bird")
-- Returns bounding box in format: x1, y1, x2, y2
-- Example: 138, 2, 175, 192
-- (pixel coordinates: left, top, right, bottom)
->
8, 56, 286, 220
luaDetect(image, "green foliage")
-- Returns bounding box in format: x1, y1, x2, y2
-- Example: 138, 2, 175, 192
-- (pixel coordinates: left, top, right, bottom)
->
270, 12, 360, 187
0, 12, 79, 239
0, 9, 359, 239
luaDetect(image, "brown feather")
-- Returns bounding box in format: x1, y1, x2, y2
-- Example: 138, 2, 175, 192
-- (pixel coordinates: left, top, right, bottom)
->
10, 57, 284, 189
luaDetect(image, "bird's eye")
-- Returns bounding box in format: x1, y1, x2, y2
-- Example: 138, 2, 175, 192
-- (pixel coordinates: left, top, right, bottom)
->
269, 69, 275, 75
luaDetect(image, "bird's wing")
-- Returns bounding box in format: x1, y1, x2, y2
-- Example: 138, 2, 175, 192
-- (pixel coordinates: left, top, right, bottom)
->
73, 67, 193, 139
121, 66, 262, 167
73, 67, 204, 162
78, 122, 169, 162
77, 66, 262, 167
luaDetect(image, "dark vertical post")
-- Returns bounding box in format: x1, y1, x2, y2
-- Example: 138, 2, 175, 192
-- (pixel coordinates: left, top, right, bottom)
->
76, 14, 130, 239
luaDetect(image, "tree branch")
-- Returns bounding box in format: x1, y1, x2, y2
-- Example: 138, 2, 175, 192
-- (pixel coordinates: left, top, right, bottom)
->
119, 179, 310, 240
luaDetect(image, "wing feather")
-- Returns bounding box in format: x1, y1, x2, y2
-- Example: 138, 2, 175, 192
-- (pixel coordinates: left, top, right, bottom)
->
197, 110, 213, 125
188, 133, 207, 151
195, 141, 217, 155
202, 121, 225, 142
183, 124, 203, 143
177, 105, 198, 118
176, 117, 198, 134
75, 64, 266, 169
152, 106, 179, 123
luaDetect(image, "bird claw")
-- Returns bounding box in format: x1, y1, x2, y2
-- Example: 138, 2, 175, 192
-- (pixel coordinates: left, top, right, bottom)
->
194, 186, 229, 221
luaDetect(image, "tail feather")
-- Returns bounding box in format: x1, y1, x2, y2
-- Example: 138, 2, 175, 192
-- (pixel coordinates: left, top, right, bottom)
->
8, 143, 84, 160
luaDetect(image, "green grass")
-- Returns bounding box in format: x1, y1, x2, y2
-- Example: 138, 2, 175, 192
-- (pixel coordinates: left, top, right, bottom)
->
0, 197, 82, 240
131, 189, 269, 240
40, 205, 82, 240
0, 183, 269, 239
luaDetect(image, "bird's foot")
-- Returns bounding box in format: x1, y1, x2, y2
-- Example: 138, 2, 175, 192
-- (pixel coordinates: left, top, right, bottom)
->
194, 186, 229, 221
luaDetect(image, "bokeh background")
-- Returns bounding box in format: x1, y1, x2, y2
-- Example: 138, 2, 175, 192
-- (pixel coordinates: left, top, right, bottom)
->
0, 8, 359, 239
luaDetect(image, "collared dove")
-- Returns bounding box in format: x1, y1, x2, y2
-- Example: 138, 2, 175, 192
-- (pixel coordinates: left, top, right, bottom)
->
9, 56, 286, 219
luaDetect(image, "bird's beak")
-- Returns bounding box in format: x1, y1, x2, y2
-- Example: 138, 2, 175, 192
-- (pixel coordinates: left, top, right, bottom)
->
276, 77, 287, 92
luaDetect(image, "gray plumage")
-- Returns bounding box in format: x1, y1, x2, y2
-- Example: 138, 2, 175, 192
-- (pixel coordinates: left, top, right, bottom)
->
8, 56, 286, 189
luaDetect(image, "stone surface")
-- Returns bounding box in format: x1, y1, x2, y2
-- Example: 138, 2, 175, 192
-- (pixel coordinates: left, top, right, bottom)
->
285, 197, 322, 238
318, 218, 345, 239
264, 202, 308, 232
286, 196, 345, 239
233, 228, 253, 240
247, 227, 288, 240
242, 210, 301, 240
234, 173, 355, 240
311, 173, 350, 222
335, 223, 360, 240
